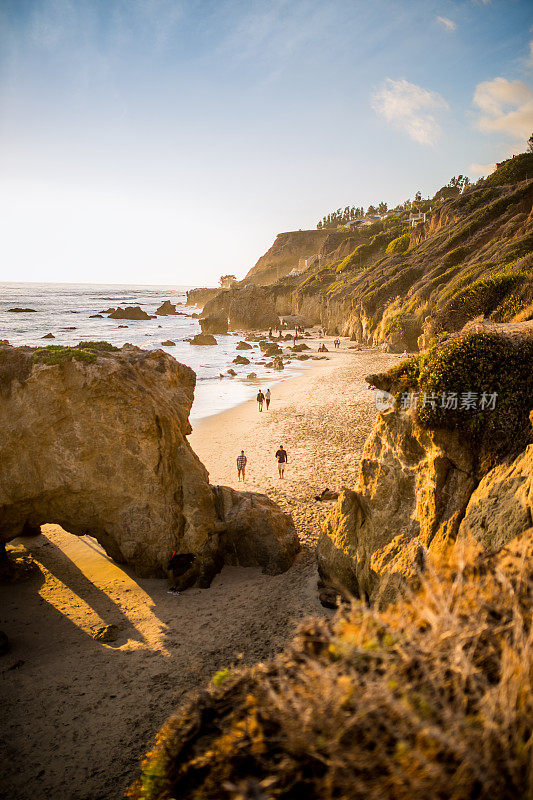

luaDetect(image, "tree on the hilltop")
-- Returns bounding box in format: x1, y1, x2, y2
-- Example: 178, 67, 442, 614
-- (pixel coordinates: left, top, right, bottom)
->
367, 204, 377, 216
414, 190, 422, 202
219, 274, 237, 288
528, 132, 533, 153
378, 201, 388, 215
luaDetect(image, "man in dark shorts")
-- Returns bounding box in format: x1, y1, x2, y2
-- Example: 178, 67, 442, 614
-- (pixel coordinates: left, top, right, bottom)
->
257, 389, 264, 411
237, 450, 247, 481
275, 445, 288, 478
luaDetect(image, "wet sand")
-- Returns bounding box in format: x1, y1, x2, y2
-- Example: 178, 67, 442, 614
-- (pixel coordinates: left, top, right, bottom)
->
0, 341, 398, 800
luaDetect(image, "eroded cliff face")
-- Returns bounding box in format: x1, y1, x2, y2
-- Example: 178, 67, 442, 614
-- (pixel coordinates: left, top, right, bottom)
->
203, 285, 279, 330
0, 344, 298, 581
242, 230, 332, 286
317, 411, 477, 603
318, 333, 533, 604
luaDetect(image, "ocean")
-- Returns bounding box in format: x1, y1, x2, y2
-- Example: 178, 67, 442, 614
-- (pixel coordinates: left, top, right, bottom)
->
0, 282, 308, 422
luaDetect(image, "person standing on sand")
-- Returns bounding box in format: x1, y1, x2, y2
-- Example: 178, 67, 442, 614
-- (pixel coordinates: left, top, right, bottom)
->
275, 445, 288, 478
236, 450, 247, 481
265, 388, 271, 410
257, 389, 265, 412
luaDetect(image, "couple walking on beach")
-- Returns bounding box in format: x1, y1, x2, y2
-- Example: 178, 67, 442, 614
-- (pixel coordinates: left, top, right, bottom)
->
237, 445, 288, 481
256, 388, 271, 412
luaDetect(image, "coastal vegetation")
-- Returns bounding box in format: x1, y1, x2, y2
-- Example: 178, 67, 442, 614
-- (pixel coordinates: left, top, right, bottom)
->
129, 534, 532, 800
385, 332, 533, 471
233, 150, 533, 351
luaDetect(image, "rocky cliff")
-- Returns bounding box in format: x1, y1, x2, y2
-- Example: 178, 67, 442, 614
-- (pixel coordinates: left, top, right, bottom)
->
202, 284, 279, 330
197, 153, 531, 348
317, 329, 533, 603
242, 230, 332, 286
0, 343, 298, 580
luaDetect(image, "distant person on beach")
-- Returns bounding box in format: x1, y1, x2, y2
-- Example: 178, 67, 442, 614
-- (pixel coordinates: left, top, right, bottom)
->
236, 450, 247, 481
257, 389, 265, 412
275, 445, 288, 478
265, 388, 271, 409
268, 327, 273, 338
334, 337, 340, 349
318, 343, 329, 352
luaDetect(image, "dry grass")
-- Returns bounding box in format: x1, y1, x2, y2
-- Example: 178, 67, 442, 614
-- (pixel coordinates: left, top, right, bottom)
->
128, 533, 533, 800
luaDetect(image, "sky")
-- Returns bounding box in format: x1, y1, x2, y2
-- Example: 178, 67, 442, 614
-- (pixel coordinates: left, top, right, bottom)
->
0, 0, 532, 286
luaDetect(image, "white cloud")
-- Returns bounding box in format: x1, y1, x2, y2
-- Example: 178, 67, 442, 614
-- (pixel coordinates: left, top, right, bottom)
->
372, 78, 449, 145
469, 162, 496, 177
436, 16, 456, 32
473, 77, 533, 144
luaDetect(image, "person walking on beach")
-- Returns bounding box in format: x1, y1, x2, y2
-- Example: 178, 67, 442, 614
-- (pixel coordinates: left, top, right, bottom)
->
257, 389, 265, 412
236, 450, 247, 481
265, 388, 271, 410
334, 337, 340, 349
275, 445, 288, 478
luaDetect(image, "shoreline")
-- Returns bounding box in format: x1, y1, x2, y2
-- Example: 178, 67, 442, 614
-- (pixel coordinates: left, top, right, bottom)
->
1, 342, 399, 800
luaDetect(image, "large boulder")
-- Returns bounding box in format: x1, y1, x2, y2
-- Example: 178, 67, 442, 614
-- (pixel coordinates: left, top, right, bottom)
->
204, 286, 279, 331
0, 344, 298, 583
200, 313, 228, 335
213, 486, 299, 574
108, 306, 155, 320
189, 333, 217, 346
156, 301, 179, 316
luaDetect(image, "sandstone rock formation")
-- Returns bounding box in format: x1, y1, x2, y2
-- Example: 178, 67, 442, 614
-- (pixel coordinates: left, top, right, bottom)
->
213, 486, 299, 574
185, 287, 220, 308
108, 306, 155, 320
317, 412, 476, 604
458, 428, 533, 552
235, 341, 253, 350
7, 308, 38, 313
189, 333, 217, 346
318, 332, 533, 604
203, 285, 279, 331
199, 313, 228, 335
156, 301, 179, 315
0, 344, 299, 583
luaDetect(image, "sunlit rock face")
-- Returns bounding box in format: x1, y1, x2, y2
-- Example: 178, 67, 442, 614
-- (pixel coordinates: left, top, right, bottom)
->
318, 333, 533, 605
0, 344, 298, 581
317, 412, 476, 604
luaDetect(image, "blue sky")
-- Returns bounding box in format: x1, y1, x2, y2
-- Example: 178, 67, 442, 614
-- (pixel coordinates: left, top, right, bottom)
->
0, 0, 532, 285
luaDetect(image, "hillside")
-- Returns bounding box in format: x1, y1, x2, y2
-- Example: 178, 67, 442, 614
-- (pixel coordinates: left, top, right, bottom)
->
242, 229, 332, 285
227, 153, 533, 351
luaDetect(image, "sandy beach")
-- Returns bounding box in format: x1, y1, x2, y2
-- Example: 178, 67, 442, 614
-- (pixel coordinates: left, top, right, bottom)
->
0, 341, 398, 800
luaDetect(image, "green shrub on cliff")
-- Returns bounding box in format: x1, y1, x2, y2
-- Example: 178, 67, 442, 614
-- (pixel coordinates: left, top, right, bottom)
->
128, 536, 533, 800
385, 233, 410, 254
33, 346, 98, 365
77, 340, 119, 351
445, 271, 526, 324
388, 333, 533, 470
32, 341, 119, 366
483, 152, 533, 187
